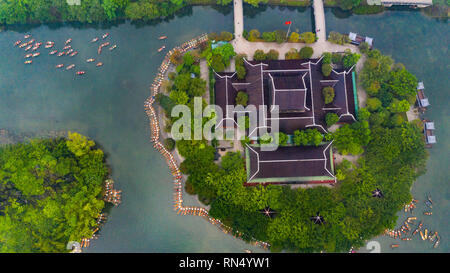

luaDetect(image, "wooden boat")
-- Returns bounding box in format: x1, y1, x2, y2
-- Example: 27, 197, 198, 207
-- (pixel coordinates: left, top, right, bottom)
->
390, 244, 399, 248
49, 50, 57, 55
101, 42, 110, 47
65, 49, 73, 55
65, 38, 72, 44
25, 54, 32, 58
31, 46, 38, 51
158, 36, 167, 40
32, 52, 40, 57
424, 211, 432, 215
66, 64, 75, 70
70, 51, 78, 57
158, 46, 165, 52
63, 45, 71, 50
91, 37, 99, 43
76, 71, 85, 75
19, 43, 27, 48
56, 64, 64, 68
58, 51, 65, 56
86, 58, 95, 63
102, 33, 109, 39
14, 40, 21, 46
45, 44, 54, 48
35, 42, 42, 47
24, 45, 32, 51
24, 34, 31, 39
27, 39, 35, 45
24, 60, 32, 64
109, 44, 117, 50
96, 62, 103, 67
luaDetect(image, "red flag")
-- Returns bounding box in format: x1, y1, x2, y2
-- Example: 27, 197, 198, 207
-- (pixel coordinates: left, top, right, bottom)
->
285, 21, 292, 25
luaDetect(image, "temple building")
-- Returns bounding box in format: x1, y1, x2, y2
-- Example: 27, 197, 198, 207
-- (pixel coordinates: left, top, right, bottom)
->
213, 57, 359, 185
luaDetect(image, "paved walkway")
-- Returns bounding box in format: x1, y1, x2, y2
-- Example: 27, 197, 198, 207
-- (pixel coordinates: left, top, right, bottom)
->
312, 0, 326, 44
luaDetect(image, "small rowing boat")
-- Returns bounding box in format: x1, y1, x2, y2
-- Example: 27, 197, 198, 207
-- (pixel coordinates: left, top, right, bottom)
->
109, 44, 117, 50
158, 46, 165, 52
32, 52, 40, 57
49, 50, 58, 55
45, 44, 54, 48
14, 40, 21, 46
27, 39, 35, 45
159, 36, 167, 40
25, 54, 32, 58
24, 60, 32, 64
102, 33, 109, 39
56, 64, 64, 68
63, 45, 71, 50
19, 43, 27, 48
65, 38, 72, 44
96, 62, 103, 67
70, 51, 78, 57
86, 58, 95, 63
65, 49, 74, 55
24, 45, 32, 51
76, 71, 85, 75
91, 37, 99, 43
66, 64, 75, 70
24, 34, 31, 39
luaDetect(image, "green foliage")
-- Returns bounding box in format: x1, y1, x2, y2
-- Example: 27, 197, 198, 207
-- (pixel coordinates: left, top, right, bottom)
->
262, 31, 276, 42
342, 53, 361, 69
0, 134, 107, 252
300, 32, 316, 44
235, 91, 249, 106
293, 129, 323, 146
236, 65, 247, 80
331, 52, 343, 64
164, 138, 176, 151
322, 63, 332, 77
206, 43, 236, 72
288, 32, 300, 42
337, 0, 361, 10
275, 132, 289, 146
328, 31, 350, 45
325, 113, 339, 127
322, 52, 332, 64
285, 48, 300, 60
366, 97, 382, 112
388, 99, 410, 113
221, 152, 244, 172
384, 68, 418, 100
299, 46, 313, 59
357, 107, 371, 121
322, 86, 335, 104
333, 121, 371, 155
253, 49, 267, 61
248, 29, 261, 42
220, 31, 234, 42
266, 49, 279, 60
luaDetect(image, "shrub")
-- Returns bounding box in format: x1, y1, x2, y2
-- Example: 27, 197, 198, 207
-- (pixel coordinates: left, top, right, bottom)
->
328, 31, 350, 45
236, 65, 246, 80
220, 31, 233, 41
322, 52, 332, 64
235, 91, 249, 106
285, 48, 300, 60
276, 132, 289, 146
248, 29, 260, 41
299, 46, 313, 59
253, 49, 267, 61
288, 32, 300, 42
359, 42, 370, 54
322, 63, 332, 77
325, 113, 340, 127
366, 97, 382, 112
342, 53, 361, 68
322, 86, 335, 104
266, 49, 279, 60
331, 52, 342, 64
300, 32, 316, 44
262, 31, 276, 42
274, 30, 287, 44
164, 138, 176, 151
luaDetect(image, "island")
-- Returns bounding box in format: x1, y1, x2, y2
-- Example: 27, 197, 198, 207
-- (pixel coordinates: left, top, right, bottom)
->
0, 132, 120, 252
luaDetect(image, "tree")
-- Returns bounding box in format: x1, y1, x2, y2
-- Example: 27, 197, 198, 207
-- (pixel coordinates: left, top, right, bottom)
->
262, 31, 276, 42
164, 138, 176, 151
288, 32, 300, 42
170, 90, 189, 105
299, 47, 313, 59
221, 152, 244, 172
322, 52, 332, 64
66, 131, 95, 157
285, 48, 300, 60
358, 108, 371, 121
235, 91, 249, 106
236, 65, 246, 80
322, 63, 332, 77
385, 68, 418, 100
388, 99, 410, 113
266, 49, 279, 60
248, 29, 261, 41
253, 50, 267, 61
342, 53, 361, 69
275, 132, 288, 146
325, 113, 339, 127
220, 31, 234, 41
322, 86, 335, 104
359, 42, 370, 54
300, 32, 316, 44
366, 97, 382, 112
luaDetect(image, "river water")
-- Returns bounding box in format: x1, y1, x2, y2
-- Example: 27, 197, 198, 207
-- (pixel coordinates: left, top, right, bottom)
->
0, 6, 447, 253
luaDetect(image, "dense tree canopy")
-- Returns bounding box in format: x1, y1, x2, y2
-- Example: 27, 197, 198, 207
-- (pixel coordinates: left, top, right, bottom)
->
0, 132, 108, 252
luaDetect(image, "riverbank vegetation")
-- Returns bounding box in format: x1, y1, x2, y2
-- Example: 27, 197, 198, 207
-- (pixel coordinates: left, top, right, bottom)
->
244, 29, 317, 44
0, 132, 108, 252
158, 38, 427, 252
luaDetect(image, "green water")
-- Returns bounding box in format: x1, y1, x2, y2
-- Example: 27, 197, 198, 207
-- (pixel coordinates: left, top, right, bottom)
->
0, 6, 448, 252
